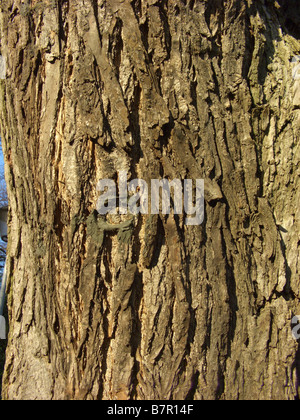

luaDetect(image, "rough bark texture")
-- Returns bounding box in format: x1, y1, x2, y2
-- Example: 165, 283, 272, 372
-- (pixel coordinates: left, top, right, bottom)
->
0, 0, 299, 400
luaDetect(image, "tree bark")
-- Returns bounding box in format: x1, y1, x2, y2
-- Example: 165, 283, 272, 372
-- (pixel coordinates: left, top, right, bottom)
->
0, 0, 299, 400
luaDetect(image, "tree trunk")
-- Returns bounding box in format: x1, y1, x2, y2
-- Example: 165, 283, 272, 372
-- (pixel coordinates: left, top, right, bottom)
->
0, 0, 299, 400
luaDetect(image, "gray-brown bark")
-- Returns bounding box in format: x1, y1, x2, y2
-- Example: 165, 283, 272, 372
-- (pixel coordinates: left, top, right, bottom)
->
0, 0, 299, 400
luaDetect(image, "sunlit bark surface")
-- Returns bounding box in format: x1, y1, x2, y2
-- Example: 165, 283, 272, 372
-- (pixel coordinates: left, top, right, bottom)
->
0, 0, 299, 400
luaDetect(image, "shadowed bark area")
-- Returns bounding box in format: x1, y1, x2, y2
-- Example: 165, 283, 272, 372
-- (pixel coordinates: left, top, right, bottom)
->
0, 0, 299, 400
